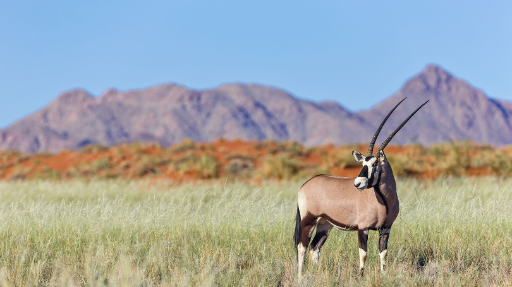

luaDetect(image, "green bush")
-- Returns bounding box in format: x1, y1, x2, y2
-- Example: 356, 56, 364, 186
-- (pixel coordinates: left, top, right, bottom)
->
226, 154, 255, 177
90, 158, 112, 171
322, 150, 360, 169
197, 154, 219, 179
170, 138, 196, 154
259, 155, 304, 180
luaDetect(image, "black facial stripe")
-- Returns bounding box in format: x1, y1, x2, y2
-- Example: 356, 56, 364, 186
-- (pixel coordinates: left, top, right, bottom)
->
367, 168, 375, 186
365, 156, 373, 161
358, 165, 368, 178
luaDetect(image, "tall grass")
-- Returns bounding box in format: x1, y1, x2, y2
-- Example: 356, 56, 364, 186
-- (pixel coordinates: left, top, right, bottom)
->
0, 178, 510, 286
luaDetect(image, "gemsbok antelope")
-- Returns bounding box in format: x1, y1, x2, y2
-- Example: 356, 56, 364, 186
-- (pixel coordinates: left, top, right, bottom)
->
294, 98, 428, 277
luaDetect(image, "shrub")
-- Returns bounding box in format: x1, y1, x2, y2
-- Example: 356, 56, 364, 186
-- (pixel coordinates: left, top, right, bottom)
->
226, 154, 255, 177
128, 155, 170, 178
33, 167, 61, 180
197, 154, 219, 179
470, 147, 498, 169
322, 150, 360, 169
36, 152, 54, 158
79, 144, 106, 154
170, 152, 197, 173
112, 146, 128, 159
91, 158, 112, 171
387, 153, 416, 177
259, 155, 303, 180
7, 165, 32, 180
254, 139, 277, 150
170, 138, 196, 154
489, 153, 512, 176
169, 152, 219, 179
436, 141, 471, 176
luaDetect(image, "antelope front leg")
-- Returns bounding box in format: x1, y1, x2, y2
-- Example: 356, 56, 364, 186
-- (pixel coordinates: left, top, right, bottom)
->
379, 228, 390, 272
357, 229, 368, 276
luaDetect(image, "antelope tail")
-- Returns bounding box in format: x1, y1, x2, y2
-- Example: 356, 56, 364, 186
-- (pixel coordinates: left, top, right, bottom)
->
294, 206, 301, 251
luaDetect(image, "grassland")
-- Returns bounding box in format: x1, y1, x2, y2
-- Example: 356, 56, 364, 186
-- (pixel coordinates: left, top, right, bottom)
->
0, 178, 510, 286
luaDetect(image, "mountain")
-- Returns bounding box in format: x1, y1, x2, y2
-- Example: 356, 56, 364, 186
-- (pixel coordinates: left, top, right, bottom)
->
1, 65, 511, 153
0, 84, 373, 153
357, 65, 512, 146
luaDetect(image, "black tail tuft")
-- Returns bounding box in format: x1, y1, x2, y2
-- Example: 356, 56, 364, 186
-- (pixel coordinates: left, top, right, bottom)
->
294, 206, 301, 249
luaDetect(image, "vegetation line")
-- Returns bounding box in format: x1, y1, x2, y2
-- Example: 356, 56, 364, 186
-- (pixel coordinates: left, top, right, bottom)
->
1, 139, 509, 181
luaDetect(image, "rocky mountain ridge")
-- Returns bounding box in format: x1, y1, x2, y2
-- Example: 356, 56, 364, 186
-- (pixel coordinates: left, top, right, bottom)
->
1, 65, 509, 153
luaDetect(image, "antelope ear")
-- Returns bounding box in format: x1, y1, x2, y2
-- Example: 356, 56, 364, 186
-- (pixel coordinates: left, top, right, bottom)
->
352, 151, 364, 162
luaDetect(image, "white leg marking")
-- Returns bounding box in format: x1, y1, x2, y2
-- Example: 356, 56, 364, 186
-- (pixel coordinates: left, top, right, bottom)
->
359, 248, 367, 271
297, 243, 306, 278
310, 249, 320, 264
380, 249, 387, 272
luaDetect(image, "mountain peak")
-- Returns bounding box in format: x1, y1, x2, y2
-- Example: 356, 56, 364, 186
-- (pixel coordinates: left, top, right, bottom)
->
422, 64, 452, 78
403, 65, 460, 94
54, 89, 95, 105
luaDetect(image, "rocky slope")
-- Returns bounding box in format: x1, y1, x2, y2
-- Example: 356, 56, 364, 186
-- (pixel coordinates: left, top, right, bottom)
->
1, 65, 509, 153
0, 83, 372, 153
358, 65, 512, 146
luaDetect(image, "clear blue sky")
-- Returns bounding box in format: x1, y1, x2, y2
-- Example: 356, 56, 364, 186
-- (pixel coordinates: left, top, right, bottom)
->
1, 1, 511, 128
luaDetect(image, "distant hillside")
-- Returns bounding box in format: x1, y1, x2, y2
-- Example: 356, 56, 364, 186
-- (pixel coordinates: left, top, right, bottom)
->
358, 65, 512, 146
1, 65, 511, 153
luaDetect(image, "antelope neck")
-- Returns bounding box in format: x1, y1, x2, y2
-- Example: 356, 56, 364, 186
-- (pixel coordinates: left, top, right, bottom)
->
370, 166, 388, 215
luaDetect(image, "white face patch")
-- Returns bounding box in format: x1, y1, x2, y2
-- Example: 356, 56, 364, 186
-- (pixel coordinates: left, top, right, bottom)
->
354, 156, 380, 190
354, 177, 368, 190
365, 157, 378, 176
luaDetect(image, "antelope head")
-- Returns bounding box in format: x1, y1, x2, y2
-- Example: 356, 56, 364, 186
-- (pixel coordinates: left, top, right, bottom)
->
353, 99, 428, 191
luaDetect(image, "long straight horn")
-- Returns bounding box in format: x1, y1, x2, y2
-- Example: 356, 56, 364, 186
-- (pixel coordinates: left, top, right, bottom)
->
367, 98, 407, 156
377, 100, 429, 153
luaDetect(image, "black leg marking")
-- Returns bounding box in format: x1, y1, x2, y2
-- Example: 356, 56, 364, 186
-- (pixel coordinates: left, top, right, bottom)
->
310, 230, 328, 251
309, 223, 333, 263
379, 229, 390, 271
379, 231, 389, 253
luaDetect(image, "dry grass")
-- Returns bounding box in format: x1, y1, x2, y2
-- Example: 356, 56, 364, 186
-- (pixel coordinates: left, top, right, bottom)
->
0, 178, 510, 286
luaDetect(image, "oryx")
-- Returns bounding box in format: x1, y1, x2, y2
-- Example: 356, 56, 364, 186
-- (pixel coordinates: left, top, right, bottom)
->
294, 98, 428, 277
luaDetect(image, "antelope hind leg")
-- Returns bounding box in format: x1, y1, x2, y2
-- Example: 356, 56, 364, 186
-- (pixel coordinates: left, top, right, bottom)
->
358, 229, 369, 276
309, 220, 333, 264
297, 217, 317, 278
379, 228, 390, 272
